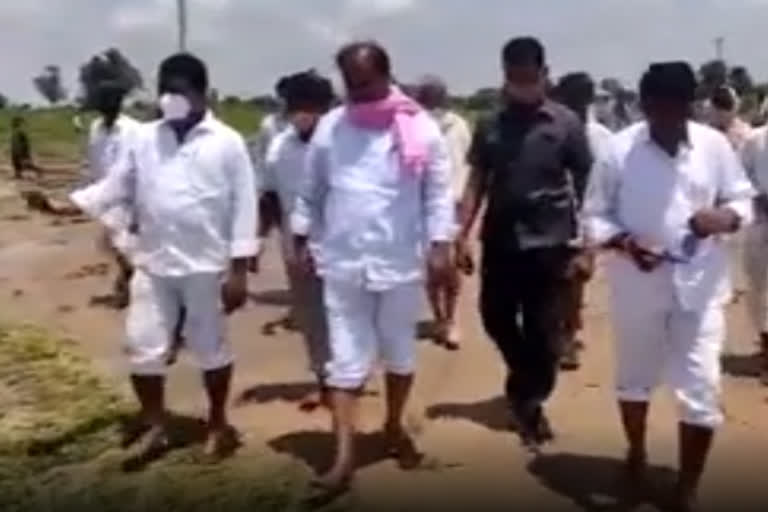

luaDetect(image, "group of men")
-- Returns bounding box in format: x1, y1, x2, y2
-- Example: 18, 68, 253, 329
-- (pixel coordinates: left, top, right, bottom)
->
60, 34, 768, 511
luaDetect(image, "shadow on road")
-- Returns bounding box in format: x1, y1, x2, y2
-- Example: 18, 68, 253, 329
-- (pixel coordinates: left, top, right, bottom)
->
527, 452, 675, 511
235, 381, 379, 408
249, 288, 291, 307
268, 429, 390, 475
426, 396, 513, 432
721, 352, 761, 379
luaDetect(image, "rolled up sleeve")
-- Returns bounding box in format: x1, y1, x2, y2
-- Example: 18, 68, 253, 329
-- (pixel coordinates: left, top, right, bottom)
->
228, 136, 260, 257
70, 143, 136, 232
423, 128, 456, 242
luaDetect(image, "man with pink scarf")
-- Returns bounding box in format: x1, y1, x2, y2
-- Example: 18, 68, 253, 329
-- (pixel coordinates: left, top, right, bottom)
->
292, 41, 454, 499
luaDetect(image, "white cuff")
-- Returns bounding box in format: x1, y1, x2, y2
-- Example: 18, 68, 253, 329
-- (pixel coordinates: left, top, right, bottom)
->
290, 212, 311, 237
230, 239, 259, 258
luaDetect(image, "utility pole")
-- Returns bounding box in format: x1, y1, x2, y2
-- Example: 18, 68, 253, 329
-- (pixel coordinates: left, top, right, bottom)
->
177, 0, 188, 52
714, 36, 724, 61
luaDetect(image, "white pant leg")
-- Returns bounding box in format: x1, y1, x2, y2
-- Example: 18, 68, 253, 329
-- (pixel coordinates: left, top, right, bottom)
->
727, 231, 747, 295
323, 279, 377, 390
612, 291, 668, 403
667, 307, 725, 429
124, 270, 181, 376
179, 273, 233, 372
294, 274, 330, 377
377, 282, 422, 376
744, 222, 768, 334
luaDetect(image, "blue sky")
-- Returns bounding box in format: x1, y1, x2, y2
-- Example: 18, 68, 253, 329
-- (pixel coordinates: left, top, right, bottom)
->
1, 0, 767, 102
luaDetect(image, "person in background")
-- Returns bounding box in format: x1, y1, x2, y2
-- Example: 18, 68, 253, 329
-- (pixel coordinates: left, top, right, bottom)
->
708, 86, 753, 305
251, 75, 299, 328
85, 82, 142, 309
9, 116, 44, 180
741, 123, 768, 387
584, 62, 754, 511
70, 53, 259, 460
552, 72, 613, 371
292, 41, 454, 498
457, 37, 593, 451
262, 71, 336, 411
414, 74, 472, 351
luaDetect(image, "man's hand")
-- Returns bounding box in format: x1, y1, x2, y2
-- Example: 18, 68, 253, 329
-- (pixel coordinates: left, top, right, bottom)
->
565, 249, 596, 281
428, 242, 453, 286
294, 236, 315, 276
689, 208, 740, 238
609, 234, 664, 273
222, 263, 248, 315
455, 238, 475, 276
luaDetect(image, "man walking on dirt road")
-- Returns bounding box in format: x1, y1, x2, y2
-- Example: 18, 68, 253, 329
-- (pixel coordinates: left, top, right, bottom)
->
584, 62, 754, 511
70, 53, 259, 461
456, 37, 593, 451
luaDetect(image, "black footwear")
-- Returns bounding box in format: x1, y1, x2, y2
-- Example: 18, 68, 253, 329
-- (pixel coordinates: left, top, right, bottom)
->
535, 411, 555, 444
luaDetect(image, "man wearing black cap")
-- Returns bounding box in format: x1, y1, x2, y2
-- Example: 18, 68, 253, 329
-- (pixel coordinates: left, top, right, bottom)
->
584, 62, 754, 511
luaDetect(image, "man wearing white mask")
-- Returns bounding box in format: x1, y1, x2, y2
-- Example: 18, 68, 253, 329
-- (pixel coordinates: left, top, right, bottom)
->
70, 53, 259, 459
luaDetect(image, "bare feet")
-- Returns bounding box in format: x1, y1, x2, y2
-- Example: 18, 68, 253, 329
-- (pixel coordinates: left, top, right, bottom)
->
298, 388, 330, 413
433, 321, 460, 352
203, 425, 239, 458
307, 466, 353, 506
384, 423, 424, 470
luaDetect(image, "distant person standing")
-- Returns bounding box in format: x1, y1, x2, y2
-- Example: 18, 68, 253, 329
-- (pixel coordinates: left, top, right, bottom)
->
414, 75, 472, 351
9, 116, 43, 180
85, 82, 142, 308
552, 72, 613, 371
457, 37, 593, 450
584, 62, 753, 511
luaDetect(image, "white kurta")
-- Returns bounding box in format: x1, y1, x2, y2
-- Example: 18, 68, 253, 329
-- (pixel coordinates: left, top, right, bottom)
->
291, 105, 454, 389
71, 112, 259, 375
742, 127, 768, 334
584, 121, 754, 427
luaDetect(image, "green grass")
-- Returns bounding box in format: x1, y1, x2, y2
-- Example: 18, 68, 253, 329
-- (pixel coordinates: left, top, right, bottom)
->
0, 324, 337, 512
0, 103, 265, 164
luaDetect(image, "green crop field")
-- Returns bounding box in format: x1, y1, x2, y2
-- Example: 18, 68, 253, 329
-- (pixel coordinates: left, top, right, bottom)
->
0, 103, 267, 165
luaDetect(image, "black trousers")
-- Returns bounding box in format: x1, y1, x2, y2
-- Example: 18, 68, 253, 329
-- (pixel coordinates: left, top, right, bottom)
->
480, 245, 573, 416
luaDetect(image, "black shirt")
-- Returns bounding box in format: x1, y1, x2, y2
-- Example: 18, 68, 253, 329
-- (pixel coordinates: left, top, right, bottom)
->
467, 100, 593, 251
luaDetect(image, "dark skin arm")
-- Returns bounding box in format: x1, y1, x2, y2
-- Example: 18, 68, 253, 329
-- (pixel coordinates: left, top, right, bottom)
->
689, 207, 741, 237
222, 258, 249, 314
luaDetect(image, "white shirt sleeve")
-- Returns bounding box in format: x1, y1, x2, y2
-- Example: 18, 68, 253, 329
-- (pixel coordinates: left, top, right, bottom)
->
582, 142, 624, 245
227, 135, 260, 258
422, 122, 456, 242
291, 126, 328, 237
716, 135, 755, 225
70, 136, 136, 233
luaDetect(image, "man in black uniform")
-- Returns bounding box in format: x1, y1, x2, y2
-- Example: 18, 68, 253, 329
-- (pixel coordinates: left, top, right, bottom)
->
456, 37, 593, 450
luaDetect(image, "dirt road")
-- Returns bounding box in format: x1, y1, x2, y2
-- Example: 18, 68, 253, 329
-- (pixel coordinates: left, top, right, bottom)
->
0, 175, 766, 511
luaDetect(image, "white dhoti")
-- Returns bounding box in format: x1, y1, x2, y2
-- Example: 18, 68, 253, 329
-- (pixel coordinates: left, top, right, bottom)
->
744, 221, 768, 335
125, 270, 233, 376
323, 278, 422, 390
609, 259, 725, 429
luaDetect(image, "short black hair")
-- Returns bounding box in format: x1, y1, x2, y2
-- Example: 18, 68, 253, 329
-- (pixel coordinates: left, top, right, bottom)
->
282, 71, 335, 111
335, 40, 392, 77
711, 85, 738, 111
639, 61, 697, 103
555, 72, 595, 106
502, 37, 545, 69
158, 53, 209, 94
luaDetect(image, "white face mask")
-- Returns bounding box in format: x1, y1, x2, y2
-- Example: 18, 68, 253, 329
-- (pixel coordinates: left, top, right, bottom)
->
159, 93, 191, 121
